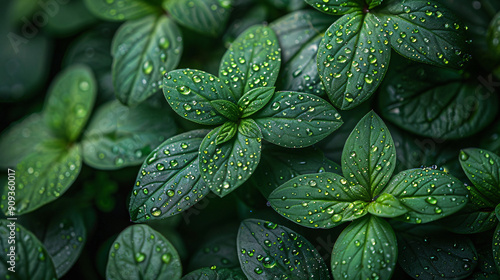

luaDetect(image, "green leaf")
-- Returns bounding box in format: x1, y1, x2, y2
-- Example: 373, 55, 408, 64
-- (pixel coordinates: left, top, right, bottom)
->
368, 193, 407, 218
441, 205, 498, 234
199, 130, 261, 197
129, 130, 210, 222
164, 69, 236, 125
1, 140, 82, 215
216, 122, 238, 145
374, 0, 469, 69
238, 119, 262, 139
252, 91, 343, 148
251, 146, 340, 197
84, 0, 162, 21
342, 111, 396, 197
396, 224, 478, 279
45, 0, 97, 37
42, 210, 87, 278
112, 14, 182, 106
164, 0, 231, 36
188, 233, 239, 271
384, 167, 469, 224
211, 100, 240, 121
182, 268, 246, 280
0, 113, 55, 169
317, 13, 390, 110
497, 204, 500, 222
459, 148, 500, 206
237, 87, 275, 118
267, 0, 306, 11
219, 25, 281, 99
237, 219, 330, 279
106, 224, 182, 280
269, 172, 369, 229
0, 220, 57, 279
494, 223, 500, 273
271, 10, 333, 97
82, 100, 177, 170
488, 12, 500, 58
378, 63, 498, 139
44, 65, 96, 142
305, 0, 364, 15
331, 215, 397, 280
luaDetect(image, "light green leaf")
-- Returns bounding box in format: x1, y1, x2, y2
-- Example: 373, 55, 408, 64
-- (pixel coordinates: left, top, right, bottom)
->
164, 69, 236, 125
374, 0, 469, 68
1, 140, 82, 215
269, 172, 369, 229
112, 14, 182, 106
84, 0, 162, 21
199, 130, 261, 197
331, 215, 397, 280
106, 224, 182, 280
44, 65, 96, 142
211, 100, 240, 122
252, 91, 343, 148
317, 13, 390, 110
82, 100, 177, 170
368, 193, 407, 218
237, 87, 275, 118
237, 219, 330, 279
164, 0, 231, 36
342, 111, 396, 197
129, 130, 210, 222
384, 167, 469, 224
182, 268, 246, 280
459, 148, 500, 206
0, 113, 55, 169
216, 122, 238, 145
0, 220, 57, 279
238, 119, 262, 139
219, 25, 281, 99
494, 223, 500, 274
305, 0, 364, 15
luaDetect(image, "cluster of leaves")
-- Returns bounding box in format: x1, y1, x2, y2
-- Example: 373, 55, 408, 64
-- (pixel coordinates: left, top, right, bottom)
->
1, 0, 500, 279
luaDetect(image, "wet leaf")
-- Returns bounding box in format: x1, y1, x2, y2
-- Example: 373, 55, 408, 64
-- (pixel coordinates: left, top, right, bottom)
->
216, 122, 238, 145
238, 119, 262, 139
188, 233, 239, 271
367, 193, 407, 218
182, 268, 247, 280
441, 204, 498, 234
129, 130, 210, 222
237, 219, 330, 279
211, 100, 240, 122
84, 0, 162, 21
113, 15, 182, 106
494, 223, 500, 273
305, 0, 364, 16
106, 224, 182, 280
237, 87, 274, 118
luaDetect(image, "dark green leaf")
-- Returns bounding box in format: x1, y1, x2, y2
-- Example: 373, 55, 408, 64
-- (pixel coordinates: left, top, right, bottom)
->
252, 91, 343, 148
494, 223, 500, 273
317, 13, 390, 110
44, 65, 96, 142
199, 130, 261, 197
164, 0, 231, 36
396, 224, 477, 280
251, 146, 340, 197
0, 220, 57, 279
459, 148, 500, 206
211, 100, 240, 122
219, 25, 281, 99
84, 0, 161, 21
237, 219, 330, 279
367, 193, 407, 218
267, 0, 306, 11
238, 119, 262, 139
45, 0, 97, 37
237, 87, 274, 118
271, 10, 333, 97
188, 233, 239, 271
342, 111, 396, 197
182, 268, 247, 280
112, 14, 182, 106
82, 100, 177, 170
374, 0, 469, 69
216, 122, 238, 145
1, 140, 82, 215
106, 224, 182, 280
497, 204, 500, 221
0, 113, 55, 169
488, 12, 500, 57
441, 204, 498, 234
331, 215, 397, 280
378, 63, 498, 139
305, 0, 363, 15
269, 172, 369, 229
164, 69, 236, 125
42, 210, 87, 278
384, 167, 469, 224
129, 130, 210, 222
